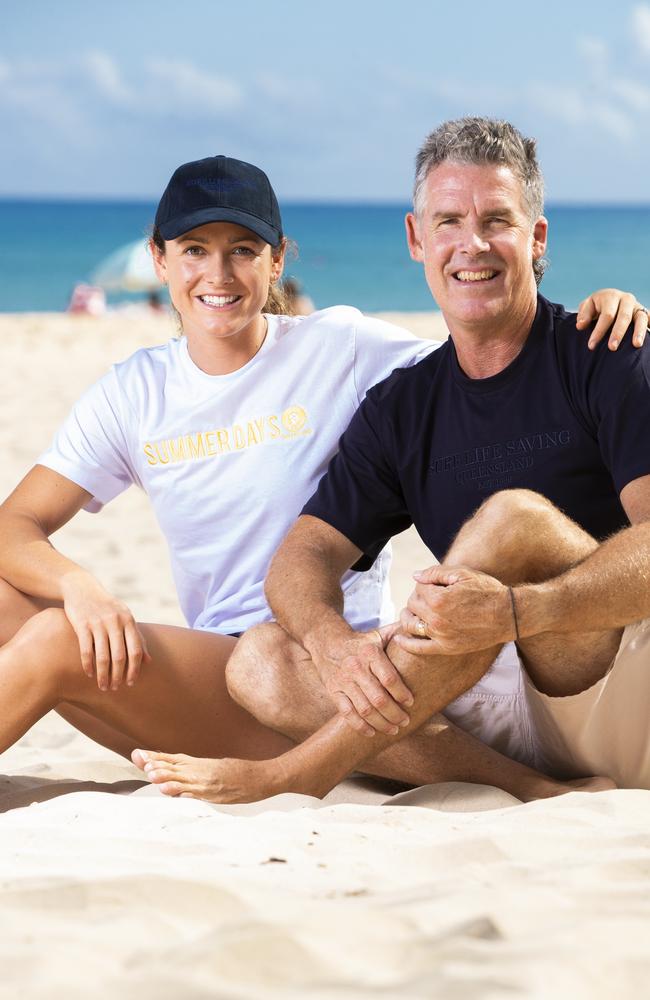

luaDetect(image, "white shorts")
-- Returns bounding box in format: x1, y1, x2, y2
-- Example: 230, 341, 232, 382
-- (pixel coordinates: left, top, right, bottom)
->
443, 620, 650, 789
442, 642, 537, 769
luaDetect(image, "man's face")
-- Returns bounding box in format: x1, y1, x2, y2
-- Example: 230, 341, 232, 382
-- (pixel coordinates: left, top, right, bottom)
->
405, 162, 547, 332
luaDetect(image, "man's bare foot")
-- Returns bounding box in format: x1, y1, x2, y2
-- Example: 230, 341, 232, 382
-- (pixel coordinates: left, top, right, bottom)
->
131, 749, 286, 804
565, 776, 617, 794
519, 773, 617, 802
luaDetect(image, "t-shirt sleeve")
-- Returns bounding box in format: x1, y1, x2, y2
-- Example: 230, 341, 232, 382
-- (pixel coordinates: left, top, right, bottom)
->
301, 379, 413, 569
37, 368, 136, 512
567, 331, 650, 495
352, 314, 438, 404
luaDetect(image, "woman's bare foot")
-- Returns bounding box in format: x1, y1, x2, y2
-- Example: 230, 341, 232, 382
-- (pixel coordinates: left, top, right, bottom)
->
132, 749, 288, 804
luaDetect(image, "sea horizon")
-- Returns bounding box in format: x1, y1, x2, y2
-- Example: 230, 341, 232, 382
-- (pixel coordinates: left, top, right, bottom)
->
2, 198, 649, 314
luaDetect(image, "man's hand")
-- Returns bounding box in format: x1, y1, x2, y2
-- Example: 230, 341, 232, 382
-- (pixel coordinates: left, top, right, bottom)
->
61, 571, 151, 691
395, 565, 516, 656
577, 289, 648, 351
309, 624, 413, 737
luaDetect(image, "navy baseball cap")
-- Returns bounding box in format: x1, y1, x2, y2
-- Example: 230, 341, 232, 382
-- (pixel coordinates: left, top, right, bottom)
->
155, 155, 283, 245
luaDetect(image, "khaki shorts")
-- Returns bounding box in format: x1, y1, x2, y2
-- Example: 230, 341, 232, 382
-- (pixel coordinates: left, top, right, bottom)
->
443, 620, 650, 789
524, 618, 650, 788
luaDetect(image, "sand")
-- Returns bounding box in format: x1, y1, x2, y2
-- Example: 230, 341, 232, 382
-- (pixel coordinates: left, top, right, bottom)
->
0, 309, 648, 999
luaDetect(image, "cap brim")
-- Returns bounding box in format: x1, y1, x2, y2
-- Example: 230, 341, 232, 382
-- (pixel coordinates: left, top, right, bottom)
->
157, 207, 282, 245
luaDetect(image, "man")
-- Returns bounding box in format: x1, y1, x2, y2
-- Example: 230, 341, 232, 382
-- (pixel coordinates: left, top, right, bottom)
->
135, 118, 650, 802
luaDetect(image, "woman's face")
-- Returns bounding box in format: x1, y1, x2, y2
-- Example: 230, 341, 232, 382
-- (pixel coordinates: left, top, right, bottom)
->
151, 221, 284, 346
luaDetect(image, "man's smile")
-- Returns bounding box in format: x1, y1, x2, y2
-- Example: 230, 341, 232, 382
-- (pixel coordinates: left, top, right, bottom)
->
452, 269, 499, 283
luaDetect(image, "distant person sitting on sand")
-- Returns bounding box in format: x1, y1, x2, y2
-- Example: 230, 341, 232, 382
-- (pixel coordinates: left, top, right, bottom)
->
0, 153, 642, 804
66, 283, 106, 317
147, 290, 166, 314
282, 277, 315, 315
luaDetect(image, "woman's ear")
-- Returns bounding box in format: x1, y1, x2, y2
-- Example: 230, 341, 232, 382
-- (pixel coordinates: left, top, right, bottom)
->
150, 239, 168, 284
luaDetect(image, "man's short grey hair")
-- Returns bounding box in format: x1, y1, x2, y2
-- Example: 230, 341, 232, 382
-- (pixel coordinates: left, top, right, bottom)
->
413, 117, 547, 284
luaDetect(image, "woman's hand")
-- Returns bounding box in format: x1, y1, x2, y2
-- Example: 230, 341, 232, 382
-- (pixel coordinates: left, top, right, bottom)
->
61, 571, 150, 690
577, 289, 648, 350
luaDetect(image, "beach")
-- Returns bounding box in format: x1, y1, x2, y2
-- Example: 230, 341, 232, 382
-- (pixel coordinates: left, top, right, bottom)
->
1, 309, 649, 998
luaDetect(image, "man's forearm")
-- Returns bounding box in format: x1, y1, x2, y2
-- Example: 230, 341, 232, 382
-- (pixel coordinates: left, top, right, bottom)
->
516, 520, 650, 637
265, 517, 359, 655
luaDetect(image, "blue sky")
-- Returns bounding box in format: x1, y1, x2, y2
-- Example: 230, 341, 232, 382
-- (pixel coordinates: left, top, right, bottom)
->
3, 0, 649, 202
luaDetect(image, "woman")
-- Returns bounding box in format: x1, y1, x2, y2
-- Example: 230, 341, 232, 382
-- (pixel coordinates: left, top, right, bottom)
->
0, 155, 643, 797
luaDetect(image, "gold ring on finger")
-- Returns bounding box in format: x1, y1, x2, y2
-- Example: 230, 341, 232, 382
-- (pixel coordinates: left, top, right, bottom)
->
414, 618, 428, 638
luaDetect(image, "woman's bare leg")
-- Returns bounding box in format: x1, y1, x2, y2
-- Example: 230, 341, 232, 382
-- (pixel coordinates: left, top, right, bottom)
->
0, 608, 292, 762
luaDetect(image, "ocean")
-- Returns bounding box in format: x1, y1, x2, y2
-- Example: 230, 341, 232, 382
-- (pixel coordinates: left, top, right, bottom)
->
1, 199, 648, 313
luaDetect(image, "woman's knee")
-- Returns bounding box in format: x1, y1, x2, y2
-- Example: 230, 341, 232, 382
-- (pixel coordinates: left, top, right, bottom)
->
0, 577, 53, 645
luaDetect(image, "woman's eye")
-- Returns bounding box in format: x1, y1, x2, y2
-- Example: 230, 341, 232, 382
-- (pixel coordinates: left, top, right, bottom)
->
184, 245, 205, 256
233, 246, 256, 257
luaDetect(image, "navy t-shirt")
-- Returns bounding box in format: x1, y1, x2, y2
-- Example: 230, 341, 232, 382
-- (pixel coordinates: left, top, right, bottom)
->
302, 295, 650, 569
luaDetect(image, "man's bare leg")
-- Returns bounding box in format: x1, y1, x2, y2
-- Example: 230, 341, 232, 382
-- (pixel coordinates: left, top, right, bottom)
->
136, 490, 617, 801
136, 620, 611, 801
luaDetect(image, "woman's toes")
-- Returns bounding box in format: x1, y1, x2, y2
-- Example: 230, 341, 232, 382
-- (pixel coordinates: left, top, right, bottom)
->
131, 749, 151, 769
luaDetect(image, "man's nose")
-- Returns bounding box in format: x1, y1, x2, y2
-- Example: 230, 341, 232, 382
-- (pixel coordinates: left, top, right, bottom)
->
460, 227, 490, 255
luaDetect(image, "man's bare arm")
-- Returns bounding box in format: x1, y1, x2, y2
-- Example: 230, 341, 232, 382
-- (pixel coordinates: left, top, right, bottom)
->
265, 515, 414, 735
397, 475, 650, 656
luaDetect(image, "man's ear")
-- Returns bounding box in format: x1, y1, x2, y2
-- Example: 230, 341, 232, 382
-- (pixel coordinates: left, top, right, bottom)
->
532, 216, 548, 260
405, 212, 425, 263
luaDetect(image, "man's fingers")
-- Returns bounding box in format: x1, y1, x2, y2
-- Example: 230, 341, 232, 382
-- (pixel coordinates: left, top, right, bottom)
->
368, 658, 413, 711
359, 670, 410, 727
347, 683, 402, 735
394, 632, 445, 655
333, 692, 376, 736
412, 564, 459, 586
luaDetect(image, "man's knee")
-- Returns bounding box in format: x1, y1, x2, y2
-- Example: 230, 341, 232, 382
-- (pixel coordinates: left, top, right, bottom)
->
226, 622, 297, 714
451, 488, 595, 583
475, 489, 556, 532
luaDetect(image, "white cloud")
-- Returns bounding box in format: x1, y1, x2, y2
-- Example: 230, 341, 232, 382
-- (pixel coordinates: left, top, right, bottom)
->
527, 83, 633, 141
632, 4, 650, 55
610, 78, 650, 111
577, 35, 609, 66
145, 59, 243, 115
81, 51, 132, 105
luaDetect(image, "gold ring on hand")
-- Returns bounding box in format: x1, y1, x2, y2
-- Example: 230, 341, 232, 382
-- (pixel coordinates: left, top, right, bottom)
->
414, 618, 428, 638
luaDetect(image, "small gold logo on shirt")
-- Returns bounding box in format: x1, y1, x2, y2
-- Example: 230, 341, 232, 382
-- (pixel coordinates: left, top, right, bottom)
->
281, 405, 308, 434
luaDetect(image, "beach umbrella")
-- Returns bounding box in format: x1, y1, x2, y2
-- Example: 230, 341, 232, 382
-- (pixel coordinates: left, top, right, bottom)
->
91, 239, 162, 292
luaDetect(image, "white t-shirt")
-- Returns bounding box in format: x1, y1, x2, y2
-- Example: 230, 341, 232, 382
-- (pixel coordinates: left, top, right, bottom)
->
39, 306, 437, 634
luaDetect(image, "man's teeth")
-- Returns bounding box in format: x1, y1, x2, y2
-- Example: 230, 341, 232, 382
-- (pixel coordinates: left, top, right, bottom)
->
455, 270, 497, 282
200, 295, 239, 305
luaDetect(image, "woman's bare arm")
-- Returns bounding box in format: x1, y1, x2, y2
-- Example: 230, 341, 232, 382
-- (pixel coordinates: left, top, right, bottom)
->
0, 465, 149, 689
